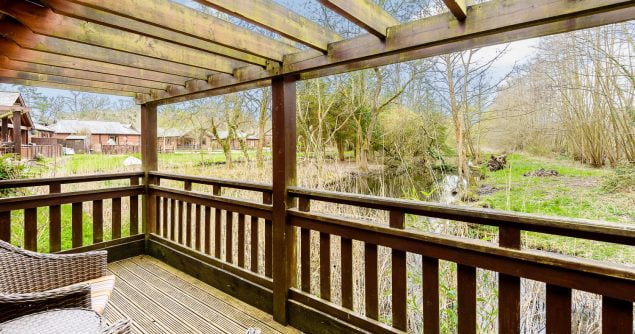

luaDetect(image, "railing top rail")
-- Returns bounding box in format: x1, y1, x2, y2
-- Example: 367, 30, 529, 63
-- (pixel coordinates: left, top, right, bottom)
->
150, 171, 273, 193
288, 186, 635, 246
0, 172, 145, 189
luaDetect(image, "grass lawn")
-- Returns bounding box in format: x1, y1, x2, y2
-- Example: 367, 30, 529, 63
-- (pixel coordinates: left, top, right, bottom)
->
476, 153, 634, 262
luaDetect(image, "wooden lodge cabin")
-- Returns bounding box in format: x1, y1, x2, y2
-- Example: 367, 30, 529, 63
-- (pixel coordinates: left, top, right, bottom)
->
0, 91, 62, 159
49, 120, 141, 154
0, 1, 632, 334
159, 127, 262, 152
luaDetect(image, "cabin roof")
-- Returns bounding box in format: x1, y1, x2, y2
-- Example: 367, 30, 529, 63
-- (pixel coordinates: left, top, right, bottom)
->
50, 120, 140, 135
0, 92, 22, 107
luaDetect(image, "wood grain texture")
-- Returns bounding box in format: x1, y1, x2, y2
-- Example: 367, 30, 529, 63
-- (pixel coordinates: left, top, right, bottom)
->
112, 197, 122, 239
546, 284, 571, 334
93, 199, 103, 244
364, 243, 378, 320
317, 0, 398, 38
0, 211, 10, 243
24, 207, 37, 251
48, 183, 61, 252
71, 202, 83, 248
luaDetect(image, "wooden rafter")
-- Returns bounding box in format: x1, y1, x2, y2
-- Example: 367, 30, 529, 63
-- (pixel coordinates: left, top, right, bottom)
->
0, 69, 152, 95
0, 76, 136, 97
0, 38, 188, 86
64, 0, 299, 63
317, 0, 399, 38
137, 0, 635, 104
195, 0, 342, 51
0, 56, 169, 91
443, 0, 467, 21
0, 1, 244, 74
0, 20, 213, 80
42, 0, 268, 66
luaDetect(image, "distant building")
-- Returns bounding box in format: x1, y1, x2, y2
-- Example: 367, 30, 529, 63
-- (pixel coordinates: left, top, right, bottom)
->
49, 120, 140, 153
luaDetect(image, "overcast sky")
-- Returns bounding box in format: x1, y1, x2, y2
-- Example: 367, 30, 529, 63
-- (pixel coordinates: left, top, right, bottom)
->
1, 0, 540, 104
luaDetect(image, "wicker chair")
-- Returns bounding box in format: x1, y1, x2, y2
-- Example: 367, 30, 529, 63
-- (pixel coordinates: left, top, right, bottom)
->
0, 240, 114, 323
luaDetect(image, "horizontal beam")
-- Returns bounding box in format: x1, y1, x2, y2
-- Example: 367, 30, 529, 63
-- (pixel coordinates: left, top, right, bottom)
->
65, 0, 299, 63
317, 0, 399, 38
0, 1, 244, 74
0, 38, 189, 86
195, 0, 341, 51
141, 0, 634, 105
0, 20, 213, 80
0, 56, 168, 91
0, 77, 135, 97
0, 68, 151, 94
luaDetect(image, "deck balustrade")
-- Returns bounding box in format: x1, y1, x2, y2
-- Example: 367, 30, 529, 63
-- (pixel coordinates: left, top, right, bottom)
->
0, 172, 632, 333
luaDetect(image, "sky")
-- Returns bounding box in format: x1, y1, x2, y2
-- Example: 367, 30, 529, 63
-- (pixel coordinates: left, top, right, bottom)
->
1, 0, 541, 104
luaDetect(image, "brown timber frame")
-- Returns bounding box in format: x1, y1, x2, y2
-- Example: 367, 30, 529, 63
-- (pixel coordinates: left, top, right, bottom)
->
0, 0, 633, 333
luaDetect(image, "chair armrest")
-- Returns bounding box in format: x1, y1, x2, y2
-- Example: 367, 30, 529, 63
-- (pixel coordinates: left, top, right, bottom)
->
0, 284, 91, 323
102, 319, 132, 334
1, 245, 107, 293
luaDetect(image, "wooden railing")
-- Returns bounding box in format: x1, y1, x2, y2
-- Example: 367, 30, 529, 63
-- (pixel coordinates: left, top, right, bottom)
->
1, 171, 633, 333
148, 172, 274, 285
0, 172, 144, 253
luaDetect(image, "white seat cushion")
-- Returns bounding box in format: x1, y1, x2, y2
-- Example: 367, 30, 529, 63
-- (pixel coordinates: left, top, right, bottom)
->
68, 275, 115, 315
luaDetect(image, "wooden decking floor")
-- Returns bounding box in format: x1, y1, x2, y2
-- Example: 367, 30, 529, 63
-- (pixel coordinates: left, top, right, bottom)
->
104, 256, 300, 334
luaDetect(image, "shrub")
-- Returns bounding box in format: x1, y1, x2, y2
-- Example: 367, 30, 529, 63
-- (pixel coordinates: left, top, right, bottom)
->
601, 164, 635, 192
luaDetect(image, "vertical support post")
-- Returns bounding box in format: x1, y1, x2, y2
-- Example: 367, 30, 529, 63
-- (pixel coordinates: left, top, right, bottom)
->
141, 103, 158, 240
1, 117, 8, 142
271, 75, 297, 324
499, 226, 521, 334
12, 110, 21, 158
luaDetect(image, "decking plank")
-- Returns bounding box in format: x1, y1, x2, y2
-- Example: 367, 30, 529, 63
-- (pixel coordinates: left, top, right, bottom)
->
105, 256, 298, 334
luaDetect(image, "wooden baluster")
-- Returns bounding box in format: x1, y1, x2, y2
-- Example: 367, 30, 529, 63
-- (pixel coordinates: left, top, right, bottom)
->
213, 185, 222, 258
226, 211, 233, 263
299, 197, 311, 293
319, 230, 331, 301
250, 215, 259, 273
0, 211, 10, 242
499, 226, 521, 334
263, 191, 273, 278
184, 181, 192, 248
49, 183, 61, 252
341, 236, 353, 310
155, 194, 161, 237
178, 200, 184, 244
389, 210, 407, 330
204, 206, 211, 255
130, 176, 139, 235
196, 204, 202, 251
72, 202, 83, 248
24, 208, 37, 251
422, 256, 439, 334
162, 197, 168, 237
93, 200, 103, 243
458, 264, 476, 334
602, 297, 633, 334
170, 198, 176, 241
112, 198, 122, 239
237, 213, 245, 267
546, 284, 571, 334
365, 242, 378, 320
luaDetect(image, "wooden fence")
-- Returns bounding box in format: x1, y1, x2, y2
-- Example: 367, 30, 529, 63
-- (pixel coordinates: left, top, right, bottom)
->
0, 171, 632, 333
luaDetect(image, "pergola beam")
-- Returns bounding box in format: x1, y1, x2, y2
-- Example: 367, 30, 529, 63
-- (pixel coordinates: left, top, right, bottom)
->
0, 77, 136, 97
0, 20, 213, 80
137, 0, 634, 105
0, 38, 188, 86
0, 56, 169, 91
195, 0, 342, 51
64, 0, 299, 63
0, 69, 153, 95
317, 0, 399, 38
42, 0, 270, 66
0, 1, 245, 74
443, 0, 467, 21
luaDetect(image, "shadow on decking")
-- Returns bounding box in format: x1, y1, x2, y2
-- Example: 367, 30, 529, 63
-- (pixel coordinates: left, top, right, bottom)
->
104, 256, 299, 334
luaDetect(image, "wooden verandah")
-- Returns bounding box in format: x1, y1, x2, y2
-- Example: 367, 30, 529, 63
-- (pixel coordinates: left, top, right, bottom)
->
0, 0, 634, 333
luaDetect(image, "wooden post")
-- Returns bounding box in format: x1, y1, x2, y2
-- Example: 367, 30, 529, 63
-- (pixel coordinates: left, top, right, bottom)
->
1, 117, 8, 142
12, 110, 21, 158
271, 75, 297, 324
141, 102, 158, 239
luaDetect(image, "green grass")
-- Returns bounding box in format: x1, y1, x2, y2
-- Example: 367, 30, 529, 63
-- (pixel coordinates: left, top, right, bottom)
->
476, 153, 634, 262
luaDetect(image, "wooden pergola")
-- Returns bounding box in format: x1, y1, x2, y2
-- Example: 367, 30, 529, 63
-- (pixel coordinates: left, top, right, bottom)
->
0, 1, 634, 333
